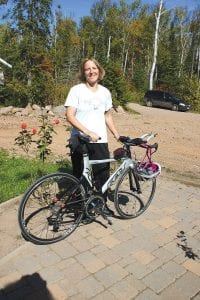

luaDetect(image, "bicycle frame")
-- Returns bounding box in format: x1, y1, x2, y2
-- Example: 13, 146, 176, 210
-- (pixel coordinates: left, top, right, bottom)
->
82, 153, 135, 194
78, 132, 159, 195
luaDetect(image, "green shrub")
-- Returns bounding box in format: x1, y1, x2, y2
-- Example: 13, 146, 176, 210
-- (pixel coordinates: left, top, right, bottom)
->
29, 69, 55, 106
176, 75, 200, 112
103, 62, 135, 108
54, 82, 69, 106
0, 80, 28, 107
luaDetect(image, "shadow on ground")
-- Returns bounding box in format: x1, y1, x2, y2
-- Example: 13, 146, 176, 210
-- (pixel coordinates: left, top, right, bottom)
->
0, 272, 54, 300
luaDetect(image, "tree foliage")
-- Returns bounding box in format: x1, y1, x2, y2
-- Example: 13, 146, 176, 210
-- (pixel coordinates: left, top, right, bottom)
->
0, 0, 200, 111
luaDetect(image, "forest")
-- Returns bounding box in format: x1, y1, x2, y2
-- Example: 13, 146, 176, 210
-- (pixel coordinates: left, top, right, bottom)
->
0, 0, 200, 111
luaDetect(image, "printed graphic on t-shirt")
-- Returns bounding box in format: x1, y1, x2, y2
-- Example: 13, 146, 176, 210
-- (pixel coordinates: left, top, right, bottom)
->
78, 96, 106, 112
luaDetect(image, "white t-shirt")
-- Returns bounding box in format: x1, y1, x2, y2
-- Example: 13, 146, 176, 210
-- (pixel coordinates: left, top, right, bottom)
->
64, 83, 112, 143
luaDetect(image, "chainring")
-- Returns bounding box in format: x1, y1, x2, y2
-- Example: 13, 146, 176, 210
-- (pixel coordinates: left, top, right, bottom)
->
85, 195, 105, 219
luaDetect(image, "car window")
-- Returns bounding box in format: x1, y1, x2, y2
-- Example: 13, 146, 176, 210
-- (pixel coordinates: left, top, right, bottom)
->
153, 91, 163, 99
145, 91, 164, 99
165, 93, 173, 100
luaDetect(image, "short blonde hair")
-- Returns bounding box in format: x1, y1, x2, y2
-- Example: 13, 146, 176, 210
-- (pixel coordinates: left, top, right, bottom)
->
79, 58, 105, 82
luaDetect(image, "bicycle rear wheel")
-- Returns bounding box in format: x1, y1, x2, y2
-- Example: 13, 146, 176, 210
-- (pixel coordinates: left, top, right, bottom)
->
18, 173, 85, 245
114, 168, 156, 218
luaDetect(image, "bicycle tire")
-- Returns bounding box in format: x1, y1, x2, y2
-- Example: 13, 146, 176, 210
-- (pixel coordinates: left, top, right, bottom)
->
18, 172, 86, 245
114, 168, 156, 219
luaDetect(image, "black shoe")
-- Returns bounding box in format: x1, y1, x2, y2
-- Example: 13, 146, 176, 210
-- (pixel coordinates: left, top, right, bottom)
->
103, 205, 114, 217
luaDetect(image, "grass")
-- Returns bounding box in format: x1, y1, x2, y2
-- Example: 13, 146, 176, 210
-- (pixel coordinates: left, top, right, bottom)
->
0, 149, 72, 204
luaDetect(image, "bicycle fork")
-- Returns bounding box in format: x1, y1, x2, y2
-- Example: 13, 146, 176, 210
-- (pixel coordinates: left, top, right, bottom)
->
129, 169, 142, 194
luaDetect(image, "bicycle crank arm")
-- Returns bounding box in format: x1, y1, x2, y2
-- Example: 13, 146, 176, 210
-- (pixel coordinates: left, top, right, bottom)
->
100, 212, 113, 225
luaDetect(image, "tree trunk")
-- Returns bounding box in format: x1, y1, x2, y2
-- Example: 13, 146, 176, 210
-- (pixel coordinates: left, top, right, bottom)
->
123, 48, 128, 76
0, 58, 12, 68
149, 0, 163, 90
107, 35, 111, 62
178, 20, 188, 78
82, 41, 85, 57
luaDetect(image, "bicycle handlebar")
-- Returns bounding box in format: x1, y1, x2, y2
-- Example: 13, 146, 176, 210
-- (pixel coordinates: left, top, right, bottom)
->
119, 133, 158, 149
77, 132, 157, 148
78, 132, 101, 143
118, 136, 145, 146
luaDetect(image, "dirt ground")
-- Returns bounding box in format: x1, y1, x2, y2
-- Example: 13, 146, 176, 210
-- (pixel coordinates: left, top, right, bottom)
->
0, 103, 200, 257
1, 102, 200, 181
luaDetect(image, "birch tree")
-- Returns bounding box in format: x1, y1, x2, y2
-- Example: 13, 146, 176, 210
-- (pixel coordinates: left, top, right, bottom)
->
190, 8, 200, 79
149, 0, 163, 90
174, 8, 191, 78
107, 35, 111, 62
0, 57, 12, 68
91, 0, 111, 58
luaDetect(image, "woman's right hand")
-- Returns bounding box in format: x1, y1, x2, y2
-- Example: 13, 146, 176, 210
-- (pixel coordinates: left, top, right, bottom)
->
87, 131, 100, 142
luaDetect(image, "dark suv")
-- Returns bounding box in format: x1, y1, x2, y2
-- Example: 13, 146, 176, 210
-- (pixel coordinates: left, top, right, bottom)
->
144, 90, 190, 112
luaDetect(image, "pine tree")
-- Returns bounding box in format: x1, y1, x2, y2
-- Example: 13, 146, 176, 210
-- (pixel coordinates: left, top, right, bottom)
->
10, 0, 53, 105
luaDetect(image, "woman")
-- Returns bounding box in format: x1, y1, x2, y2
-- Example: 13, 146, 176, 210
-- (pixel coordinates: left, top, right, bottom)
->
64, 58, 120, 216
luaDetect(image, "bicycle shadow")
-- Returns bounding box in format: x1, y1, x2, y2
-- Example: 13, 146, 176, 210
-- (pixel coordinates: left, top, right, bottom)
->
0, 272, 55, 299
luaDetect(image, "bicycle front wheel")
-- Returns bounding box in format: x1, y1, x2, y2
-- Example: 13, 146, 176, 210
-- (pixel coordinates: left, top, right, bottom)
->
114, 169, 156, 219
18, 173, 85, 245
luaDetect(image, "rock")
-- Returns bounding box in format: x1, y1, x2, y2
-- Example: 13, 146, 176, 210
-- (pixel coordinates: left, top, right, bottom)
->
21, 108, 30, 116
14, 111, 23, 117
48, 110, 55, 116
0, 106, 13, 115
26, 103, 32, 111
52, 105, 66, 115
1, 104, 65, 117
116, 105, 125, 113
45, 105, 52, 112
12, 107, 23, 113
32, 104, 41, 111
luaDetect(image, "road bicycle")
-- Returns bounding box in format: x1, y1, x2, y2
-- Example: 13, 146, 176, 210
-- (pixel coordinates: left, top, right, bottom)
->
18, 132, 161, 245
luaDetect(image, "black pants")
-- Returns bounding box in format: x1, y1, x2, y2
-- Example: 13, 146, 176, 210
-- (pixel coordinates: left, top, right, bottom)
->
71, 143, 110, 193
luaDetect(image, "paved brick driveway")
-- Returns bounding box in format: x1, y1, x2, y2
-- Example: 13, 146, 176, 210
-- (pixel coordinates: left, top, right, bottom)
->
0, 176, 199, 299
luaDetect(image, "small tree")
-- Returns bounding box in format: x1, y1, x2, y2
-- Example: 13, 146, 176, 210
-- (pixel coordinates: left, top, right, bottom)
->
103, 62, 134, 107
15, 122, 37, 155
36, 114, 59, 163
15, 113, 60, 163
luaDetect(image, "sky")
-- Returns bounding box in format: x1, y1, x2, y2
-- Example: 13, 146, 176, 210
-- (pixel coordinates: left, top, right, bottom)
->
0, 0, 199, 25
52, 0, 199, 24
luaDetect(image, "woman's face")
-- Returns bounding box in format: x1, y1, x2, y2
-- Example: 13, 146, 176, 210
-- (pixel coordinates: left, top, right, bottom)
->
84, 60, 100, 86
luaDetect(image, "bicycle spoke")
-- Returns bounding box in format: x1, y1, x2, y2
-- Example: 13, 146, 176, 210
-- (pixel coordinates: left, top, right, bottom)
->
114, 169, 156, 218
18, 173, 85, 244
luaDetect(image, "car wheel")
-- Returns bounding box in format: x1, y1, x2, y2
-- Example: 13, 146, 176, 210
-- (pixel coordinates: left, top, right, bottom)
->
146, 100, 152, 107
172, 104, 178, 111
